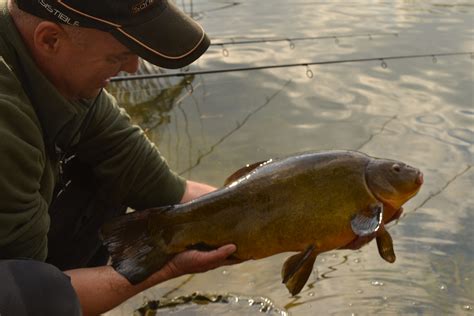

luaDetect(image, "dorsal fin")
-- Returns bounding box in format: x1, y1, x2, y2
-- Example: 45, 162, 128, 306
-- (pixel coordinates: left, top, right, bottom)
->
224, 160, 270, 186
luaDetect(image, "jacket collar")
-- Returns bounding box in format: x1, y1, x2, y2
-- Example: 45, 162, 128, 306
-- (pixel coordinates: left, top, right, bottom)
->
0, 3, 92, 151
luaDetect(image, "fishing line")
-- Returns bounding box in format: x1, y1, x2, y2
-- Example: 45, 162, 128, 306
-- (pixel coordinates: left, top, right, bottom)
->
111, 51, 473, 82
211, 32, 398, 47
412, 165, 472, 213
177, 79, 292, 175
356, 115, 398, 151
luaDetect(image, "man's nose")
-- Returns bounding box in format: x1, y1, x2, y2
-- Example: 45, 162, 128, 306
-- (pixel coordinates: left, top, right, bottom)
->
121, 55, 140, 74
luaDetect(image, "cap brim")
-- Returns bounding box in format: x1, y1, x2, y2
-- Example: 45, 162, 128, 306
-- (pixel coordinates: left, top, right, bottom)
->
110, 2, 209, 69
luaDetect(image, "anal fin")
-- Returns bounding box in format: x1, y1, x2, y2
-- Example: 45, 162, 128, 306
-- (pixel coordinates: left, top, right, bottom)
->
281, 245, 318, 296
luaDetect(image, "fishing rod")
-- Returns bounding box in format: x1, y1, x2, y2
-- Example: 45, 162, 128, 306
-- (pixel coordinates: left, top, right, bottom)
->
110, 51, 473, 82
210, 32, 399, 47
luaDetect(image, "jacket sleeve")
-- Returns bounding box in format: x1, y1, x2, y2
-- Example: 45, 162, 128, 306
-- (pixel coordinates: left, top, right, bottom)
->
74, 90, 186, 210
0, 95, 49, 260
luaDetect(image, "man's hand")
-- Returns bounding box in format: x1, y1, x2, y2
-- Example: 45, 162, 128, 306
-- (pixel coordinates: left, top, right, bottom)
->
180, 180, 217, 203
67, 244, 241, 316
150, 244, 241, 282
341, 207, 404, 250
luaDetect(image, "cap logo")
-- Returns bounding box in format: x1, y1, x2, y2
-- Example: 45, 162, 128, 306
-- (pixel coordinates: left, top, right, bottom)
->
132, 0, 155, 14
37, 0, 80, 26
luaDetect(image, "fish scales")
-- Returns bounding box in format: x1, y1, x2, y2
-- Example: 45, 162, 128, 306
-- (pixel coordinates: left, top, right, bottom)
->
161, 151, 371, 257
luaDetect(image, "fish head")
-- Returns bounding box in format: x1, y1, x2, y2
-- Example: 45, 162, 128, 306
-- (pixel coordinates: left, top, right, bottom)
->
366, 158, 423, 210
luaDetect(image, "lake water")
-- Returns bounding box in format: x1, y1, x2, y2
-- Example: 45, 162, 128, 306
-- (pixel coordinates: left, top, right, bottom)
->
105, 0, 473, 315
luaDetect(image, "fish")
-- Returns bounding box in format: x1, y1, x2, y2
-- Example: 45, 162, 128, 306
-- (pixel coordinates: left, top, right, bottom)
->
100, 150, 423, 295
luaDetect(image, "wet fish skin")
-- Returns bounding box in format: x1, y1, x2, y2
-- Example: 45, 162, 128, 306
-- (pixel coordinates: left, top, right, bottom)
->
101, 150, 423, 295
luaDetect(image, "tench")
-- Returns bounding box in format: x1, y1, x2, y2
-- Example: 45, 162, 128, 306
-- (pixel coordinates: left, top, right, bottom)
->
101, 150, 423, 295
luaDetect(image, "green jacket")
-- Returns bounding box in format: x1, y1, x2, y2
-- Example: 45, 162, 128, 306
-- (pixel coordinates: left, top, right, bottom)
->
0, 3, 186, 261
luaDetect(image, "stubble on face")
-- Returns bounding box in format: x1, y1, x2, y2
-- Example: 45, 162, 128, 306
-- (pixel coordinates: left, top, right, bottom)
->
54, 26, 138, 100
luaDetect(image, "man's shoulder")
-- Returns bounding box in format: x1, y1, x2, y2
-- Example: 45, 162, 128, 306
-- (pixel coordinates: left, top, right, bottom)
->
0, 54, 24, 102
0, 54, 43, 144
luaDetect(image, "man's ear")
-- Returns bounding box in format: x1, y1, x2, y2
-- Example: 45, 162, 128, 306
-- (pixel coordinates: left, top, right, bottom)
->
32, 21, 65, 56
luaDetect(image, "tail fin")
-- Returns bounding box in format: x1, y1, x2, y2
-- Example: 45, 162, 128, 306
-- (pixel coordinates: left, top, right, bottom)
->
100, 206, 174, 284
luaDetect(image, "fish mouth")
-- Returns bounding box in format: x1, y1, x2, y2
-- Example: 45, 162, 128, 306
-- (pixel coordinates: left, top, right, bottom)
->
416, 171, 424, 185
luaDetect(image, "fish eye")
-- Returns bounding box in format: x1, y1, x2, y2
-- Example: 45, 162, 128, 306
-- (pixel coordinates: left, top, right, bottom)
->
392, 164, 401, 172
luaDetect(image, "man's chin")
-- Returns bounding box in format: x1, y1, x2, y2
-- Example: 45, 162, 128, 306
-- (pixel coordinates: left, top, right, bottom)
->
79, 88, 104, 100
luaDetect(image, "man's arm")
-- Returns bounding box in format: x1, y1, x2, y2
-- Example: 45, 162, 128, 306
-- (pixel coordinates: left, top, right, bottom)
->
68, 180, 235, 315
66, 244, 237, 316
180, 180, 217, 203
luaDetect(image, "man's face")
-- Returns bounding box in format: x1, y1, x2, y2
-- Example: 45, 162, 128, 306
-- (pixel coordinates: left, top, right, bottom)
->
54, 27, 139, 100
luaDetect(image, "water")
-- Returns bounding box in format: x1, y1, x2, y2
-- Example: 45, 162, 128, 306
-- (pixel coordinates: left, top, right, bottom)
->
105, 0, 473, 315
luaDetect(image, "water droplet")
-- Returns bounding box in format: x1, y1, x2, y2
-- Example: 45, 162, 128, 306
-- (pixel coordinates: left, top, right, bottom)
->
463, 305, 472, 311
439, 284, 447, 291
383, 296, 388, 301
353, 258, 360, 263
222, 270, 229, 275
348, 302, 353, 307
351, 313, 357, 316
308, 292, 315, 297
371, 281, 385, 287
321, 258, 326, 263
356, 289, 364, 294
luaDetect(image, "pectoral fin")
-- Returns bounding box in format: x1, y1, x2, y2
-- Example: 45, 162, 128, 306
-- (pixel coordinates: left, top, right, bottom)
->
281, 245, 317, 296
376, 227, 396, 263
351, 202, 383, 236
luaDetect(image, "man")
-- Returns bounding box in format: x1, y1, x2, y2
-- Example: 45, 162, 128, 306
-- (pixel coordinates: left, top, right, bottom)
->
0, 0, 238, 315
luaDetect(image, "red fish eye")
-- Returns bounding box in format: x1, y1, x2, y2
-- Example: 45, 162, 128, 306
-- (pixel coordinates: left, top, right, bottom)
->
392, 164, 401, 172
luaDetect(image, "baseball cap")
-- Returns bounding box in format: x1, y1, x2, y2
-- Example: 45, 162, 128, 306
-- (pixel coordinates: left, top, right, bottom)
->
15, 0, 210, 69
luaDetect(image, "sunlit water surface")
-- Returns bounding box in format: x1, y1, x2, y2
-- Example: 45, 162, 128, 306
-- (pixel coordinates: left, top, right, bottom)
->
106, 0, 473, 315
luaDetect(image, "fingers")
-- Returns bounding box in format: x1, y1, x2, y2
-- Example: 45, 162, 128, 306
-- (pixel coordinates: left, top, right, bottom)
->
166, 244, 240, 277
193, 244, 238, 267
389, 207, 404, 222
212, 244, 237, 259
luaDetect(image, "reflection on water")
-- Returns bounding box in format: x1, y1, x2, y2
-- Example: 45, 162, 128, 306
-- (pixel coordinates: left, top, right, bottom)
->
134, 292, 289, 316
106, 0, 472, 315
